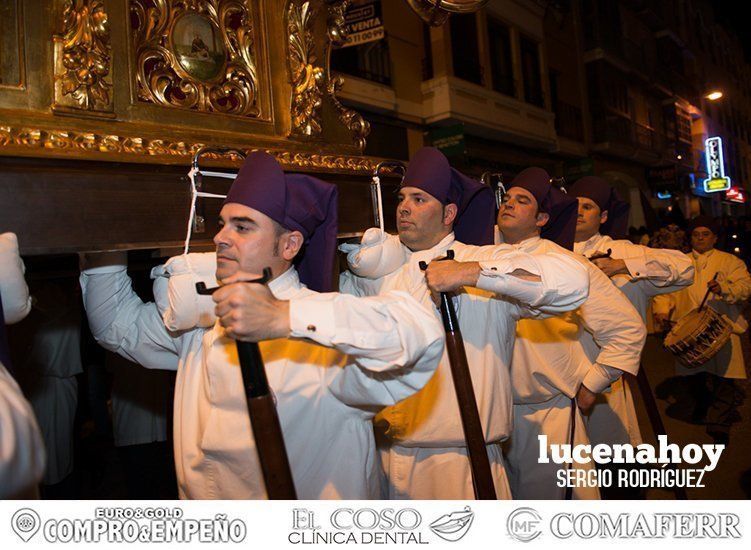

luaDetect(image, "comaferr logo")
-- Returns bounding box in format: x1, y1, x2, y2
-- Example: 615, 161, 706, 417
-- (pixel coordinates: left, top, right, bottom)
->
507, 507, 542, 542
551, 512, 742, 539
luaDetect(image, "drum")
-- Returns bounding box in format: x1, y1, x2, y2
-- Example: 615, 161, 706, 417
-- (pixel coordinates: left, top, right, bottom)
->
663, 306, 733, 367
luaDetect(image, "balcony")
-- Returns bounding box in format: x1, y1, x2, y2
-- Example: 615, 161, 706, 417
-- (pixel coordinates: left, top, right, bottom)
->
584, 29, 654, 82
591, 111, 662, 163
420, 76, 557, 150
330, 39, 392, 87
554, 100, 585, 142
634, 122, 655, 149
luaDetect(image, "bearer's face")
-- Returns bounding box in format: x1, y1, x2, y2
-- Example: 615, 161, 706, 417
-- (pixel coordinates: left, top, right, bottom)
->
497, 187, 546, 235
214, 203, 281, 281
396, 186, 453, 251
575, 197, 607, 241
691, 227, 717, 253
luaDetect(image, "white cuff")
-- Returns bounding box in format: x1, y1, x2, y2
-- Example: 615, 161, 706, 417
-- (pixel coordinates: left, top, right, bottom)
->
289, 298, 337, 346
582, 363, 623, 394
623, 256, 649, 280
82, 264, 127, 275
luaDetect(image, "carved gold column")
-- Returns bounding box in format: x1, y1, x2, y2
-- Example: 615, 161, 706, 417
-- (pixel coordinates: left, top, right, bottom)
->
324, 0, 370, 151
52, 0, 114, 116
287, 0, 324, 137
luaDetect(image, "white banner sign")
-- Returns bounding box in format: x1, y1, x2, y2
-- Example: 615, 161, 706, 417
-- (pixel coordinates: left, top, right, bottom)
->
340, 1, 385, 48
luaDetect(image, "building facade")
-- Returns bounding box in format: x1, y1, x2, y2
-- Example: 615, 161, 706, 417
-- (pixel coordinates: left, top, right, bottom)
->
331, 0, 751, 230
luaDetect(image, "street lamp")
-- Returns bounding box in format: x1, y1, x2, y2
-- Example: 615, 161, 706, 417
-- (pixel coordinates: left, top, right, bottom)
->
705, 90, 724, 101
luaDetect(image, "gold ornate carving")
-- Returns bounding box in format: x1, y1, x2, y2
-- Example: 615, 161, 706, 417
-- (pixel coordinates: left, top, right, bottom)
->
288, 0, 324, 137
325, 0, 370, 150
130, 0, 260, 117
0, 125, 380, 174
53, 0, 114, 114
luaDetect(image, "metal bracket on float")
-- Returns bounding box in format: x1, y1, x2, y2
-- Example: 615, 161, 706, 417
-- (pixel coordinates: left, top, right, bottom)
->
481, 172, 505, 209
372, 161, 406, 233
185, 147, 246, 252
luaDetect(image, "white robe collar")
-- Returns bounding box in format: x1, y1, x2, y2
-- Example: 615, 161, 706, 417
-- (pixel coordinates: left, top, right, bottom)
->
268, 267, 303, 299
404, 232, 457, 265
574, 232, 604, 255
691, 248, 715, 260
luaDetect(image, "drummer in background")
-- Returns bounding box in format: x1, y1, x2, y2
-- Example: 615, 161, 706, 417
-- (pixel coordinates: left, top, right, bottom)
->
653, 215, 751, 445
570, 177, 694, 452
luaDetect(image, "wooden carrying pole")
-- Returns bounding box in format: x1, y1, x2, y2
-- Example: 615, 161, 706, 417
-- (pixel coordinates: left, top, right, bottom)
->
196, 268, 297, 499
419, 251, 497, 499
630, 367, 688, 500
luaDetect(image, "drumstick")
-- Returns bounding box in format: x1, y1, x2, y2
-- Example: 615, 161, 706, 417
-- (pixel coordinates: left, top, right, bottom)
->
698, 272, 719, 312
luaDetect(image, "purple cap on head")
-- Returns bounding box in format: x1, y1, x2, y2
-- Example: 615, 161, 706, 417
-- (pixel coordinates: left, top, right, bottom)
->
224, 151, 338, 292
507, 167, 578, 250
570, 176, 631, 239
401, 147, 495, 245
688, 215, 719, 235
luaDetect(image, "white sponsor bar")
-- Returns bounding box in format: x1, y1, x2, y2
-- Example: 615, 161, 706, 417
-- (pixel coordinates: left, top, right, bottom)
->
1, 500, 746, 549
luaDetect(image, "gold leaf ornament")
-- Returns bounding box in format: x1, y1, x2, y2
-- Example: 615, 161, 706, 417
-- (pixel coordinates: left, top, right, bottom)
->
54, 0, 113, 112
288, 0, 324, 137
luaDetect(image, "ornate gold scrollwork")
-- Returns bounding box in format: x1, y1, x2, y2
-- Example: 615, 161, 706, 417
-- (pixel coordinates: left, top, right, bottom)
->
53, 0, 114, 114
325, 0, 370, 151
0, 125, 380, 173
288, 0, 324, 137
130, 0, 260, 117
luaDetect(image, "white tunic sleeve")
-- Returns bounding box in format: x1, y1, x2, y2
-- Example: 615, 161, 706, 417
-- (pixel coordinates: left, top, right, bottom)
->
0, 233, 32, 324
0, 362, 45, 498
472, 250, 590, 318
80, 264, 180, 371
288, 290, 444, 408
613, 241, 694, 296
338, 269, 386, 298
578, 264, 646, 378
581, 363, 624, 394
718, 255, 751, 304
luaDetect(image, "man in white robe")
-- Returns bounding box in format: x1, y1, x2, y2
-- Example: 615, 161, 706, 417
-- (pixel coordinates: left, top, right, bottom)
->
0, 232, 46, 498
653, 216, 750, 444
340, 148, 590, 499
570, 177, 694, 448
81, 152, 445, 499
490, 169, 645, 500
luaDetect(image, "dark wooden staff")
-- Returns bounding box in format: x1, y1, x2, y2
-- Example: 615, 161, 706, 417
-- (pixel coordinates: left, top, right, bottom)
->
629, 367, 688, 500
587, 248, 612, 262
196, 268, 297, 499
565, 397, 577, 500
419, 250, 497, 500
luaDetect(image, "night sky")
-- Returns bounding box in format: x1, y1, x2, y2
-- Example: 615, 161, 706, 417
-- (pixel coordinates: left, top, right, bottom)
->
711, 4, 751, 64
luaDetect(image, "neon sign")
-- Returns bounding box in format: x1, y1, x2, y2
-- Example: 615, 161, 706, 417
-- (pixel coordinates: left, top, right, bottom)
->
703, 137, 731, 192
725, 186, 747, 204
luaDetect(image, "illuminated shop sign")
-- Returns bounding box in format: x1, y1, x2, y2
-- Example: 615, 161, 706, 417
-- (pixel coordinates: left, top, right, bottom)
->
703, 137, 732, 192
725, 186, 747, 203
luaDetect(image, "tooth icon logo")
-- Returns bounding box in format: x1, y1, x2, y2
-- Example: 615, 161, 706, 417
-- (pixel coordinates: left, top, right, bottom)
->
12, 508, 41, 542
429, 506, 475, 542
